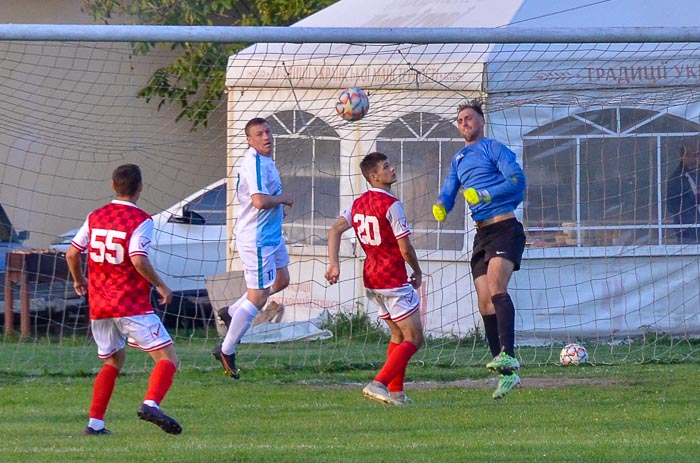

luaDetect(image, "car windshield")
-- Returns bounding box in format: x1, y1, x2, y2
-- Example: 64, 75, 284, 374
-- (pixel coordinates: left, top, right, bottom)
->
184, 184, 226, 225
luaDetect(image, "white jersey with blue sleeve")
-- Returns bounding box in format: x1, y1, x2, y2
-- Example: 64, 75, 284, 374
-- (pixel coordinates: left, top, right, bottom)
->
234, 147, 285, 247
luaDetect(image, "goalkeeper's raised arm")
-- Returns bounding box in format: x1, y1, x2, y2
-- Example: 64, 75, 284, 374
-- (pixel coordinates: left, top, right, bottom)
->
435, 139, 525, 223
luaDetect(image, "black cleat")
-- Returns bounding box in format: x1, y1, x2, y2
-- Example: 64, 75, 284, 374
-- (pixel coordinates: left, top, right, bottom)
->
83, 426, 111, 436
212, 344, 240, 379
137, 404, 182, 435
217, 306, 232, 329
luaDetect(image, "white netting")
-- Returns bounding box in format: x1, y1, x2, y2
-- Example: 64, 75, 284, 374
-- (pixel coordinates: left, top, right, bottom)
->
1, 34, 699, 374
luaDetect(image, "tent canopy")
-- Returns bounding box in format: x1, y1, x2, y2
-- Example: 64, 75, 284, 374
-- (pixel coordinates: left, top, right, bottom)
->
294, 0, 700, 28
226, 1, 700, 91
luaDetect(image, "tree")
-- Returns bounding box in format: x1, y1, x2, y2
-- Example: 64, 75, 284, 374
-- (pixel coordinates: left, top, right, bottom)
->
82, 0, 338, 129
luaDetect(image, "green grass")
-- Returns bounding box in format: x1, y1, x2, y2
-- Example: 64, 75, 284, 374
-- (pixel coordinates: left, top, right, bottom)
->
0, 338, 698, 462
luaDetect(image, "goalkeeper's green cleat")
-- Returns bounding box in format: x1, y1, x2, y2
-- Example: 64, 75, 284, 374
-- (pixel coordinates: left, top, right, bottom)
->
486, 352, 520, 372
492, 373, 521, 400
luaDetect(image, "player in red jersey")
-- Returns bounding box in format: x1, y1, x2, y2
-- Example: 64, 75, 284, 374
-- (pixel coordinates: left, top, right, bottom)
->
326, 152, 424, 405
66, 164, 182, 435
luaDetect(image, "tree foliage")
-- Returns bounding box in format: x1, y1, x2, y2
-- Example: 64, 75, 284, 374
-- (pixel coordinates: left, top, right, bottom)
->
82, 0, 337, 129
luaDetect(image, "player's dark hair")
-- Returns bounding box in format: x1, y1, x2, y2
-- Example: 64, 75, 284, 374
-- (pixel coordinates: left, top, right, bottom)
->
112, 164, 142, 197
245, 117, 269, 136
359, 152, 388, 180
457, 98, 485, 118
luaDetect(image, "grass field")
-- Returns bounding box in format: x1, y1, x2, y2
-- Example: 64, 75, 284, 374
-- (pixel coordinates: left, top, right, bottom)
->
0, 335, 698, 463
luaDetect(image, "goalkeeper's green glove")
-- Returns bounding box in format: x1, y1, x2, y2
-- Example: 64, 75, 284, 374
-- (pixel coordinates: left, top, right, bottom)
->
432, 203, 447, 222
464, 187, 492, 206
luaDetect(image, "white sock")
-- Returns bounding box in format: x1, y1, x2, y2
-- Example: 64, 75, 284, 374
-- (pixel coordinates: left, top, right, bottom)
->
143, 400, 158, 409
221, 299, 259, 355
88, 418, 105, 430
227, 294, 248, 318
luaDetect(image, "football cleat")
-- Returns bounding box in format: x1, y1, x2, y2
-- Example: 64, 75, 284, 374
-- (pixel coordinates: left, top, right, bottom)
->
212, 344, 240, 379
137, 404, 182, 435
389, 391, 412, 405
492, 373, 521, 400
486, 352, 520, 372
83, 426, 111, 436
362, 381, 403, 406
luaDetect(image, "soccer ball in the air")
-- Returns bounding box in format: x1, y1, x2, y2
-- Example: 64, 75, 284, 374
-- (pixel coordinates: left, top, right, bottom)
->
335, 87, 369, 121
559, 343, 588, 365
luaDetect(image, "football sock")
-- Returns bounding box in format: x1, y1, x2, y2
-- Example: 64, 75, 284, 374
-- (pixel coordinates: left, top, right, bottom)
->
227, 294, 247, 318
482, 314, 501, 357
89, 363, 119, 420
492, 292, 516, 357
385, 341, 398, 362
375, 341, 418, 386
144, 360, 177, 405
87, 418, 105, 431
222, 299, 258, 355
386, 341, 406, 393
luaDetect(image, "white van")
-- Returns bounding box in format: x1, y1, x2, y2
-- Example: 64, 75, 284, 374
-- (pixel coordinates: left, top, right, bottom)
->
51, 179, 228, 326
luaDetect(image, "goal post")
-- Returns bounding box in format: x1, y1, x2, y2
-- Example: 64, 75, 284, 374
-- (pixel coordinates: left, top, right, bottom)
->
1, 25, 698, 375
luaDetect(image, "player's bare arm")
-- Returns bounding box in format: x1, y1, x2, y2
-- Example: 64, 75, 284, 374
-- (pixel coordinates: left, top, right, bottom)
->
251, 192, 294, 209
131, 255, 173, 306
66, 245, 88, 296
325, 216, 352, 285
398, 236, 422, 289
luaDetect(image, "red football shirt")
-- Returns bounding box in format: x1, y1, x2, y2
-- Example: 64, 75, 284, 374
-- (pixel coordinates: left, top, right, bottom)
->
344, 188, 411, 290
71, 200, 154, 320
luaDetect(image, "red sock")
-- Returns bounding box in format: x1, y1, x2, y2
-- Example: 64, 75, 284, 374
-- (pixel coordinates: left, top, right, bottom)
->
386, 341, 399, 359
375, 341, 418, 387
144, 360, 177, 405
385, 342, 405, 393
89, 364, 119, 420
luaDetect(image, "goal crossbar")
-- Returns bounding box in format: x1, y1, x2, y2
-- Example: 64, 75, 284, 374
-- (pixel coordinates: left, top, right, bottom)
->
1, 24, 699, 44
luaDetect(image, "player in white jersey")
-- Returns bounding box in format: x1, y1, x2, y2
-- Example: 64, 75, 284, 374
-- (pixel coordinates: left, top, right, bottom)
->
212, 117, 294, 378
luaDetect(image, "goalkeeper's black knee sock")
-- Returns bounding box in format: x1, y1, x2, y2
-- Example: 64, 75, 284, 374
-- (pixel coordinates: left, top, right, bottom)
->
482, 314, 501, 357
492, 292, 515, 358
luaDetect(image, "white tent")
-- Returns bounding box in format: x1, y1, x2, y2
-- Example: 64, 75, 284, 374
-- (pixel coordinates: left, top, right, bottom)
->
225, 1, 700, 342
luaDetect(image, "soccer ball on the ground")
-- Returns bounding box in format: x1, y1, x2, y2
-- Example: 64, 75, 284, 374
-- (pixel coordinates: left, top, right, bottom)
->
335, 87, 369, 121
559, 343, 588, 365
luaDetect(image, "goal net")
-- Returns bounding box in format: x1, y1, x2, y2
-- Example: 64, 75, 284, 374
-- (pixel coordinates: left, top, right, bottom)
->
1, 29, 698, 375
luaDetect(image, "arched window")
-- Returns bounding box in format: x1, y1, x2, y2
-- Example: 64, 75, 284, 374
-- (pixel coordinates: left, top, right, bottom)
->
267, 110, 341, 246
377, 112, 465, 251
523, 107, 700, 247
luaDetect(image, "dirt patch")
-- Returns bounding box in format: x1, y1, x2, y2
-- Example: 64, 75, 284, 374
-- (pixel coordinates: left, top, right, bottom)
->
408, 377, 617, 389
312, 377, 618, 390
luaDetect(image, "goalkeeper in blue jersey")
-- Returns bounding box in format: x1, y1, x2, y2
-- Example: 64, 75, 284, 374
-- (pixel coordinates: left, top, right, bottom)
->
433, 98, 526, 400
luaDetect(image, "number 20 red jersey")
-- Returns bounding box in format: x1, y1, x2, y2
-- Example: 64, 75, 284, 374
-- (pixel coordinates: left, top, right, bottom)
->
347, 188, 411, 290
71, 201, 154, 320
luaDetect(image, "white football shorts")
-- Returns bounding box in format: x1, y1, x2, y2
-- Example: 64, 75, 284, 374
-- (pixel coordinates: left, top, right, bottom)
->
91, 313, 173, 359
237, 239, 290, 290
366, 284, 420, 322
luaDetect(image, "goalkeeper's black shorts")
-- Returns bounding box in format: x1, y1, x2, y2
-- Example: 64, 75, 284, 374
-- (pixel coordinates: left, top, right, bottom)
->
470, 218, 525, 279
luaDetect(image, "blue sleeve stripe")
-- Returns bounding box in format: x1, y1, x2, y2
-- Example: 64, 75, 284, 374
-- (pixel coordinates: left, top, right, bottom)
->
255, 154, 263, 191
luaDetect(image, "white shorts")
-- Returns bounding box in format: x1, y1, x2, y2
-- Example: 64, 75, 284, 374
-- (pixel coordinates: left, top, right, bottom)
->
366, 284, 420, 322
91, 313, 173, 359
237, 239, 290, 290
